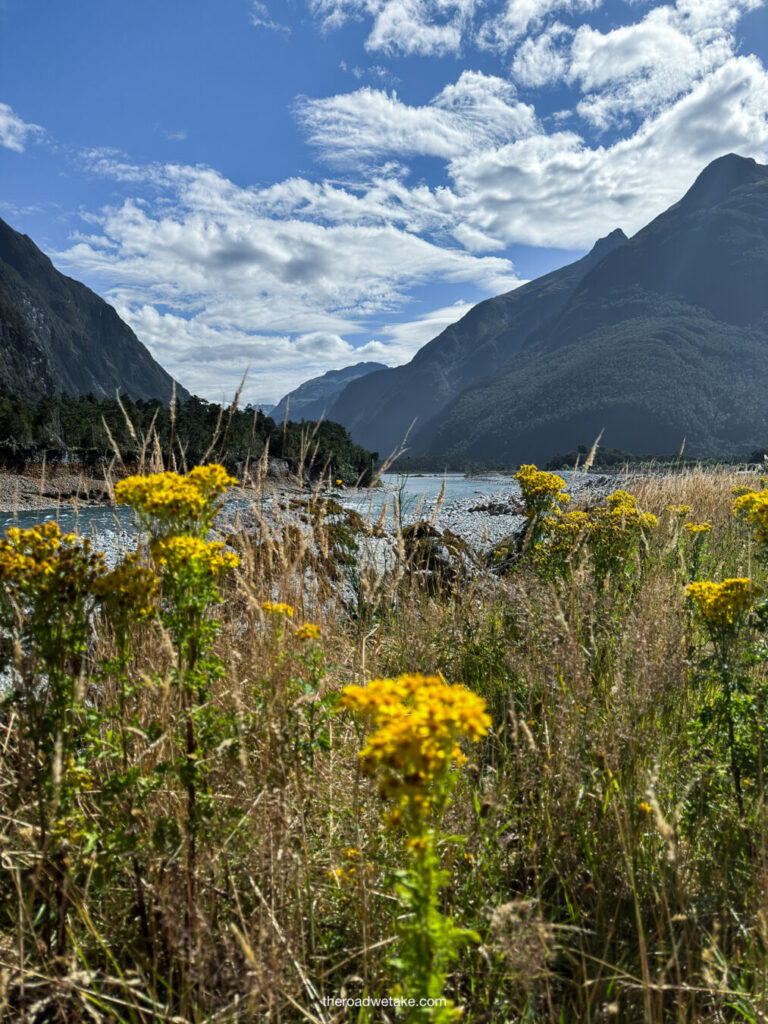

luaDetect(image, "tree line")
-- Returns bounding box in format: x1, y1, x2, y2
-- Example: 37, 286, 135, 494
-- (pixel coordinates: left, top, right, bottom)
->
0, 391, 378, 484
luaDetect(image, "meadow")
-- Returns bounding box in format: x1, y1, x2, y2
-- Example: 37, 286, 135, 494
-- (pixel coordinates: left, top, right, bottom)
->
1, 447, 768, 1024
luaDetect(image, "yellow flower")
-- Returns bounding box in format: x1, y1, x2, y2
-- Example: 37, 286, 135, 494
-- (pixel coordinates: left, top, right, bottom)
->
94, 553, 159, 621
262, 600, 294, 618
294, 622, 321, 640
151, 536, 239, 575
407, 837, 430, 851
515, 464, 570, 517
335, 478, 343, 486
115, 464, 237, 531
185, 464, 239, 497
684, 522, 712, 535
667, 504, 692, 515
686, 578, 762, 633
341, 673, 490, 817
639, 801, 652, 815
0, 522, 105, 597
733, 488, 768, 544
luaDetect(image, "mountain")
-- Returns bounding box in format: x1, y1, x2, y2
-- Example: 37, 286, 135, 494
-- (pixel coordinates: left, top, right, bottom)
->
328, 229, 627, 456
330, 154, 768, 464
271, 361, 386, 423
0, 216, 188, 402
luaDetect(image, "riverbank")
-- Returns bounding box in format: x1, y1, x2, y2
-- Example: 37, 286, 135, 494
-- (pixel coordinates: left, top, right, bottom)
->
0, 469, 111, 512
0, 467, 623, 550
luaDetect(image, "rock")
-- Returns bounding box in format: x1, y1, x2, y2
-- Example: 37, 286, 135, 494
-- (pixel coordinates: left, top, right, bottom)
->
401, 521, 481, 594
264, 458, 292, 480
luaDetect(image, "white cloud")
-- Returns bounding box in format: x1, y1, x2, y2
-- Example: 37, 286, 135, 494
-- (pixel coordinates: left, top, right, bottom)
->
56, 160, 520, 403
309, 0, 481, 55
365, 0, 462, 55
477, 0, 600, 51
568, 0, 764, 128
449, 56, 768, 247
110, 298, 479, 403
251, 1, 291, 32
295, 71, 537, 164
371, 299, 475, 360
308, 0, 765, 66
0, 102, 42, 152
512, 24, 571, 87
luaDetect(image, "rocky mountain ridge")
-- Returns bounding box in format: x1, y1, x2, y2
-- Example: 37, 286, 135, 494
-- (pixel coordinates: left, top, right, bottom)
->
271, 361, 386, 424
0, 216, 187, 403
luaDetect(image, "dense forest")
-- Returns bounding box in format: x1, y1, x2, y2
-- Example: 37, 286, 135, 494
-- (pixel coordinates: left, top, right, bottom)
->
0, 391, 378, 484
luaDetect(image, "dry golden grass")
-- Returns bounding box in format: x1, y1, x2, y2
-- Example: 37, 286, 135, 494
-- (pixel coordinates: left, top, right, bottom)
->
1, 460, 768, 1022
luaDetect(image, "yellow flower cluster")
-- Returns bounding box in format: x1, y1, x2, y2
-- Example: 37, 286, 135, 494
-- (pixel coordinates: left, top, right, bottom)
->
294, 622, 321, 640
545, 509, 589, 538
151, 536, 239, 575
0, 522, 105, 594
185, 464, 239, 498
115, 464, 238, 530
515, 464, 570, 517
116, 472, 206, 522
733, 488, 768, 544
605, 490, 657, 526
686, 578, 762, 633
667, 504, 692, 515
341, 673, 490, 815
588, 491, 658, 535
684, 522, 712, 535
533, 510, 589, 570
93, 553, 159, 621
262, 601, 294, 617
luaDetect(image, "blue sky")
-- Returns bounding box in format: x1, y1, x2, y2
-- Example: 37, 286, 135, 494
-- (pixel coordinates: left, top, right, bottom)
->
1, 0, 767, 406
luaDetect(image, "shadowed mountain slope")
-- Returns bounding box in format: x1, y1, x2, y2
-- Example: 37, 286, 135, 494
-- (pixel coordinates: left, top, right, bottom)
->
0, 216, 188, 402
420, 154, 768, 463
328, 229, 627, 456
332, 154, 768, 463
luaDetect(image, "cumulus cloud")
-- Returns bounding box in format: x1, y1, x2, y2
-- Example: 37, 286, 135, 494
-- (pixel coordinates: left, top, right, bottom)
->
568, 0, 763, 128
56, 160, 520, 402
108, 298, 479, 402
309, 0, 481, 55
449, 56, 768, 247
478, 0, 600, 50
295, 71, 537, 164
512, 24, 571, 87
0, 102, 42, 152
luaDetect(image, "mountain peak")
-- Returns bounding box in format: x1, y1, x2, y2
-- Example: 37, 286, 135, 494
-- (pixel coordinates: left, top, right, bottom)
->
680, 153, 768, 210
589, 228, 628, 261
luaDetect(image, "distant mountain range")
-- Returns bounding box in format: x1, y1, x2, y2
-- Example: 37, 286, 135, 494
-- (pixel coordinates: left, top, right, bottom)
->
328, 154, 768, 463
271, 361, 386, 424
0, 216, 187, 403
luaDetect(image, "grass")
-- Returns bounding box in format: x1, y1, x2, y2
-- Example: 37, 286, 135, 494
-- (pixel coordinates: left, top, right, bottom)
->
1, 454, 768, 1023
